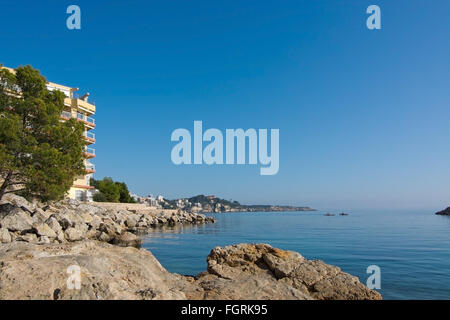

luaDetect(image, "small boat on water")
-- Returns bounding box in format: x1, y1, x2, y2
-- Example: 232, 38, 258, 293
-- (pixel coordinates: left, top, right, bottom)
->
339, 212, 349, 216
324, 213, 335, 216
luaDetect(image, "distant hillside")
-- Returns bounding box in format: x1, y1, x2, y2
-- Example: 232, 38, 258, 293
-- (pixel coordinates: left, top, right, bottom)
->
188, 195, 241, 208
167, 195, 316, 213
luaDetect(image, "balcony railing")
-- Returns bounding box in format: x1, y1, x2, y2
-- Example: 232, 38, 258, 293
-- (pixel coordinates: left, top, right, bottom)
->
77, 112, 96, 126
73, 93, 96, 106
83, 131, 96, 140
86, 116, 95, 125
62, 111, 95, 127
85, 147, 96, 155
61, 110, 71, 119
85, 162, 96, 173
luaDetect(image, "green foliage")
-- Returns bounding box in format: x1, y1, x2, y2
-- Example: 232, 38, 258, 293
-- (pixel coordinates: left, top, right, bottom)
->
92, 191, 108, 202
188, 195, 210, 204
116, 181, 136, 203
91, 177, 119, 202
90, 177, 136, 203
0, 65, 85, 202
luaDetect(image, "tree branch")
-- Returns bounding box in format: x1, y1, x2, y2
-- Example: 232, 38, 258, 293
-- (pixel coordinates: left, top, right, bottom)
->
0, 170, 13, 200
4, 188, 26, 194
6, 182, 26, 186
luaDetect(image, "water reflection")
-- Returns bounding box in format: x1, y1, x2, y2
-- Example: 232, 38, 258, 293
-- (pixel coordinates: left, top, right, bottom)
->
140, 210, 450, 299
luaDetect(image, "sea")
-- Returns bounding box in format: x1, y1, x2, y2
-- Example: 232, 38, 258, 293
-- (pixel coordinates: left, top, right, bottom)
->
142, 209, 450, 300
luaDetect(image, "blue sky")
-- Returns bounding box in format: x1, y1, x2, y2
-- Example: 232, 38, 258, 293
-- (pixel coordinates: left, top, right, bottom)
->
1, 0, 449, 210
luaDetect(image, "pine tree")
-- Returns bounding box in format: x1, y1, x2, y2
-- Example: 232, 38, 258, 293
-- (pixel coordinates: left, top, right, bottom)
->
0, 65, 85, 202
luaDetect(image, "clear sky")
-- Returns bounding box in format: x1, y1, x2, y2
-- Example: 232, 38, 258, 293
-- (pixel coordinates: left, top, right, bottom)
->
1, 0, 449, 210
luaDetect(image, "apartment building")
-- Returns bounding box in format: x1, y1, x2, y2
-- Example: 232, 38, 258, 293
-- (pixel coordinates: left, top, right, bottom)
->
2, 66, 96, 202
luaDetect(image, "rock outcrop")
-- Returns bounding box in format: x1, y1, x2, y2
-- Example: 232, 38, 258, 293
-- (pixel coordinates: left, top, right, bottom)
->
192, 244, 381, 300
0, 241, 190, 300
0, 241, 381, 300
0, 194, 215, 247
435, 207, 450, 215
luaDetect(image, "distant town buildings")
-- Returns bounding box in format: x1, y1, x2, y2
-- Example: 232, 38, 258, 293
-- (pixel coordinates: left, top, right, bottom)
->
129, 194, 207, 212
126, 193, 314, 213
133, 194, 160, 208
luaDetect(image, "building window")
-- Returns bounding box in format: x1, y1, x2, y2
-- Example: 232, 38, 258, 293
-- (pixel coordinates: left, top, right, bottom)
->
75, 190, 85, 201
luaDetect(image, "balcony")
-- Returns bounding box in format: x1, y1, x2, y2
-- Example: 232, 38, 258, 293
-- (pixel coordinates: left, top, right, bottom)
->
61, 111, 96, 129
85, 163, 96, 174
73, 184, 95, 190
83, 131, 96, 143
60, 110, 72, 120
84, 147, 96, 158
77, 112, 96, 128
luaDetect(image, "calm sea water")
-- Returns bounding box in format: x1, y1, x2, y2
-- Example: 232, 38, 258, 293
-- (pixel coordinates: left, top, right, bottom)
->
142, 210, 450, 300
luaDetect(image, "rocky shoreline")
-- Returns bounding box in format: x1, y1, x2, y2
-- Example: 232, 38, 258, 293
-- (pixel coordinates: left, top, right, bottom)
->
0, 194, 215, 247
0, 194, 381, 300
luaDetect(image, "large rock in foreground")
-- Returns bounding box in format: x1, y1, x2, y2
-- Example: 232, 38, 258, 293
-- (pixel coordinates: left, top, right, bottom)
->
0, 241, 381, 300
0, 241, 191, 300
194, 243, 381, 300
